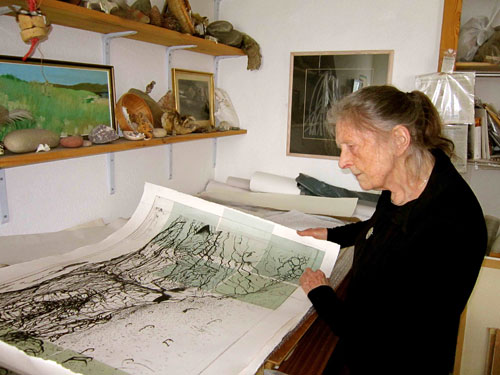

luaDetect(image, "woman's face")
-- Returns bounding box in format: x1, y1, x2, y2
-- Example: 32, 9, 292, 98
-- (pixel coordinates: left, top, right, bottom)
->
335, 119, 396, 191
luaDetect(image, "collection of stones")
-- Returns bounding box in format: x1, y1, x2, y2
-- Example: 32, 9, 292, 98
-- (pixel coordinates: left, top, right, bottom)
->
1, 124, 119, 155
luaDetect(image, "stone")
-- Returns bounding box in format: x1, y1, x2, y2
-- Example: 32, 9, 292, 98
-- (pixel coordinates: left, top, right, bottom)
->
3, 128, 59, 154
152, 128, 167, 138
207, 20, 233, 34
60, 135, 84, 148
88, 124, 119, 144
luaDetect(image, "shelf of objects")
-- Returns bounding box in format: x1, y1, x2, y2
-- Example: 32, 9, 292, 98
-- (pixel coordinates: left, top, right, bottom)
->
0, 129, 247, 168
0, 0, 245, 57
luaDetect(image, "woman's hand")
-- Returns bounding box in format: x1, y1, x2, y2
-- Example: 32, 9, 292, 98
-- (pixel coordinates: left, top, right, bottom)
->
300, 267, 329, 295
296, 227, 328, 240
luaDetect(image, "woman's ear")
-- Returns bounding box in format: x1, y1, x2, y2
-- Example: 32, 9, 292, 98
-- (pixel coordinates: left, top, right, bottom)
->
391, 125, 411, 155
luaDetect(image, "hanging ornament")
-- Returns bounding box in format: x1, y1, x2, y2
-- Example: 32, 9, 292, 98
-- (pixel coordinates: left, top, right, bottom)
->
16, 0, 51, 61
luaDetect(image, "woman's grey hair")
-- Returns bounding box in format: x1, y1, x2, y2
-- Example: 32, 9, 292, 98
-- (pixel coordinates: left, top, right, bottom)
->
332, 85, 454, 176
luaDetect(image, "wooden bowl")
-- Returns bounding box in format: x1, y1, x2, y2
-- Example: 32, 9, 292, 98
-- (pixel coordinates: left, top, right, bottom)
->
115, 93, 154, 132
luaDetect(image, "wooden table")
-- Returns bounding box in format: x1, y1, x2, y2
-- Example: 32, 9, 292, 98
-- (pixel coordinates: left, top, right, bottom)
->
260, 271, 351, 374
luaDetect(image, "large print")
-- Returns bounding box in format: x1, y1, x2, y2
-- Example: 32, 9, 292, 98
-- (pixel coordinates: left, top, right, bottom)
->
0, 183, 339, 375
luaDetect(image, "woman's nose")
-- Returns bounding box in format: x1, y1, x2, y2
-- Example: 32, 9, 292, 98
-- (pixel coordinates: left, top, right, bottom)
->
338, 147, 351, 169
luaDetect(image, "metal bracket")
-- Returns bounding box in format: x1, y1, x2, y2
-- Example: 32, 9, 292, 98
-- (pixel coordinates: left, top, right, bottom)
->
212, 138, 218, 169
165, 45, 196, 90
214, 0, 222, 21
101, 31, 137, 65
101, 31, 135, 195
0, 169, 9, 224
211, 55, 241, 168
214, 55, 241, 87
167, 144, 173, 180
164, 45, 196, 180
107, 153, 116, 195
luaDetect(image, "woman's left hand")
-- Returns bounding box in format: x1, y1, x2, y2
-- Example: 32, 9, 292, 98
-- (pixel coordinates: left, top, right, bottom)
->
299, 267, 329, 294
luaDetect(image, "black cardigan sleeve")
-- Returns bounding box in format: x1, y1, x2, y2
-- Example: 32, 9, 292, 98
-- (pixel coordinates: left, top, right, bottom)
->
307, 285, 348, 337
327, 220, 368, 248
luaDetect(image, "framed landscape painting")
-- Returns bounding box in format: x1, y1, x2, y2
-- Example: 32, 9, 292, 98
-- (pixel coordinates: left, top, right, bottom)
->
287, 50, 393, 159
0, 55, 116, 141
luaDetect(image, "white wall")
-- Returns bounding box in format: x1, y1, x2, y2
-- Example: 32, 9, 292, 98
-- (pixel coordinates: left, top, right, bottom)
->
213, 0, 500, 218
0, 8, 217, 235
214, 0, 445, 190
1, 0, 498, 236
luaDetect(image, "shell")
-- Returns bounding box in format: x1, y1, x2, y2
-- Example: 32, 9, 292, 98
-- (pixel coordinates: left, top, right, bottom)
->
123, 130, 146, 141
166, 0, 194, 34
153, 128, 167, 138
115, 93, 154, 132
157, 90, 175, 111
88, 124, 119, 144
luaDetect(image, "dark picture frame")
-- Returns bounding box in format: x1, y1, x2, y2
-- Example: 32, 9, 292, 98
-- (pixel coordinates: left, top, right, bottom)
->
287, 50, 394, 159
172, 68, 215, 127
0, 55, 116, 141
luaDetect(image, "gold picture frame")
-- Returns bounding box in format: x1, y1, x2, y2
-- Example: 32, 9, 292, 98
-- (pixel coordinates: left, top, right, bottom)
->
172, 68, 215, 127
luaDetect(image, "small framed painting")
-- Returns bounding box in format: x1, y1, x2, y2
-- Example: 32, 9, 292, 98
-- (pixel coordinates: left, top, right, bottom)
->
287, 50, 394, 159
0, 55, 116, 141
172, 68, 215, 127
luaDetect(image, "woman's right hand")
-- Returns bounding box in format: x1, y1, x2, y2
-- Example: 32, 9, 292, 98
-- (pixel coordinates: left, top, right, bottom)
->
296, 227, 327, 241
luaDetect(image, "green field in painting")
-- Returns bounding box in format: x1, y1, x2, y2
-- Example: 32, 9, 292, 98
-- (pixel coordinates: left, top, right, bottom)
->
0, 74, 111, 140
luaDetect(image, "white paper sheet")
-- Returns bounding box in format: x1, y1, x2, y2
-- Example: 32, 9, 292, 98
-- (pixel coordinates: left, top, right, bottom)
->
199, 190, 357, 217
249, 172, 301, 195
0, 183, 339, 375
226, 176, 251, 190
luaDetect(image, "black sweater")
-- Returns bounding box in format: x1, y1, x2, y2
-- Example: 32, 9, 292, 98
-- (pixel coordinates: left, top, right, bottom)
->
308, 149, 487, 374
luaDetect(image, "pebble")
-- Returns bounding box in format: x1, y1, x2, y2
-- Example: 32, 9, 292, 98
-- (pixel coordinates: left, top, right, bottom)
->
60, 135, 84, 148
3, 128, 59, 154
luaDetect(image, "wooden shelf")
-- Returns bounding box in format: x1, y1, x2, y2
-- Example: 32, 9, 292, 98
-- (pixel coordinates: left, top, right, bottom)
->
0, 0, 245, 57
468, 158, 500, 169
456, 62, 500, 72
0, 129, 247, 168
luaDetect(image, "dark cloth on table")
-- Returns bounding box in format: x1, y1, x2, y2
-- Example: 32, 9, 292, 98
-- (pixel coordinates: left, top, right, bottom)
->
295, 173, 380, 205
308, 149, 487, 375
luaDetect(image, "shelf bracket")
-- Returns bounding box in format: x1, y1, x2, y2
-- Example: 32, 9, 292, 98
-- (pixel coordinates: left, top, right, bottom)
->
214, 0, 222, 20
165, 45, 197, 90
211, 55, 241, 169
101, 31, 135, 195
212, 138, 218, 169
0, 169, 9, 224
214, 55, 241, 87
101, 31, 137, 65
107, 152, 116, 195
167, 144, 173, 180
164, 45, 196, 181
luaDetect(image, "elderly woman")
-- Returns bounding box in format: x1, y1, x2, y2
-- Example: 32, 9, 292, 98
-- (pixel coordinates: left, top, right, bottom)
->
298, 85, 486, 375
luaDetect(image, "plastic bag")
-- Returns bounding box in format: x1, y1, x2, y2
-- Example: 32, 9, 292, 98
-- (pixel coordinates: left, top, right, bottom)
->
415, 72, 475, 125
457, 16, 496, 61
214, 88, 240, 130
457, 2, 500, 62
